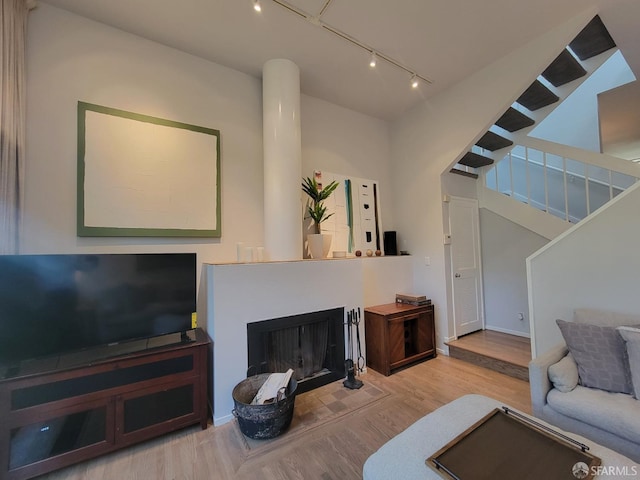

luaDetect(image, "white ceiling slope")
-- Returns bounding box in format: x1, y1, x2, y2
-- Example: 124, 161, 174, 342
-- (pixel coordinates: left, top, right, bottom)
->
40, 0, 640, 121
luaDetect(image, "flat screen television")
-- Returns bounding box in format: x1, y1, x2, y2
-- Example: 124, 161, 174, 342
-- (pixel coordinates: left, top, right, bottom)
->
0, 253, 196, 368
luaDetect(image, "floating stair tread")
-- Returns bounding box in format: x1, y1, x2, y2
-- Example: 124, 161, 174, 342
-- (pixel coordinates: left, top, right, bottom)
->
570, 15, 616, 61
495, 107, 535, 132
517, 80, 559, 111
450, 168, 479, 179
459, 151, 493, 168
476, 131, 513, 151
542, 49, 587, 87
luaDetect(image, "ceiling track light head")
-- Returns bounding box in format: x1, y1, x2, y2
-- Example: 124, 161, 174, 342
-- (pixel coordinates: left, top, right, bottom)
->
369, 52, 377, 68
253, 0, 262, 12
410, 74, 419, 89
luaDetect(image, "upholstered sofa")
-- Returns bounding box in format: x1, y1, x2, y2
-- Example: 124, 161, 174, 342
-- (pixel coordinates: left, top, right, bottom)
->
529, 308, 640, 462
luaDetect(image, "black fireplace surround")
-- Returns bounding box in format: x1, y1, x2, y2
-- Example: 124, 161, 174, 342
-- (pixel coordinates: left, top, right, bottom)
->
247, 308, 345, 394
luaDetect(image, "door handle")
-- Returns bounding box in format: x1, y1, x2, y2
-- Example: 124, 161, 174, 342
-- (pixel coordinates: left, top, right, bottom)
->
454, 273, 461, 278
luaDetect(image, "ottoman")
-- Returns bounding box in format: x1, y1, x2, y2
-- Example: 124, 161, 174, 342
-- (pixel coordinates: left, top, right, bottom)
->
363, 394, 637, 479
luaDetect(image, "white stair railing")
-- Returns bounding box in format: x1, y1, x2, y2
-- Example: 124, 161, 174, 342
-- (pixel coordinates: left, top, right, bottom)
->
483, 137, 640, 223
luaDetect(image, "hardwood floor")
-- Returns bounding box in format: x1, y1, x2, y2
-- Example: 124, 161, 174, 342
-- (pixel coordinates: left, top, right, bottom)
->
43, 356, 531, 480
446, 330, 532, 381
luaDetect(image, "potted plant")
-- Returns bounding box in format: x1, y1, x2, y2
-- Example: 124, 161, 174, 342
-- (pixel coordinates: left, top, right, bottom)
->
302, 176, 339, 258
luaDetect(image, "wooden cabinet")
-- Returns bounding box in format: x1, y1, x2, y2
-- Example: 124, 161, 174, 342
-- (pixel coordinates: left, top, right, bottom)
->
0, 329, 210, 480
364, 303, 435, 376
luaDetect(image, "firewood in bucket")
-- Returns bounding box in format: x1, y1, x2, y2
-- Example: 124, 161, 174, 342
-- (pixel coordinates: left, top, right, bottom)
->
251, 369, 294, 405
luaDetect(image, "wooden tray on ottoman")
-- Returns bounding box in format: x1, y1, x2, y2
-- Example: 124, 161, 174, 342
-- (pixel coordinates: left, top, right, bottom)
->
426, 407, 601, 480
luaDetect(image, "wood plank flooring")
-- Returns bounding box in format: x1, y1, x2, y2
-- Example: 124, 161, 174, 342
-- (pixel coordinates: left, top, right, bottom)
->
42, 356, 531, 480
446, 330, 531, 381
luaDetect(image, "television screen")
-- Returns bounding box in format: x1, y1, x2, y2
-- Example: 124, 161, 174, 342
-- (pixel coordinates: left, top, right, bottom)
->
0, 253, 196, 366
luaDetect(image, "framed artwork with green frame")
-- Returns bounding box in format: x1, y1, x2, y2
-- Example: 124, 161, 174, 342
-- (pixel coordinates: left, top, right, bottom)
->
77, 101, 221, 237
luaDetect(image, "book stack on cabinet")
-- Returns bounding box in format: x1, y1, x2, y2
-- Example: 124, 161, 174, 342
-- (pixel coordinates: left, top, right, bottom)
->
395, 293, 431, 307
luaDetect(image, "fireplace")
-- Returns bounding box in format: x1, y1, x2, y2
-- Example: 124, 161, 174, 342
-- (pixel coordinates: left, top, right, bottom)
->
247, 308, 345, 394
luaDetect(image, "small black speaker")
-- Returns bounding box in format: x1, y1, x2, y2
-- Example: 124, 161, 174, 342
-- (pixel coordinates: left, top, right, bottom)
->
383, 231, 397, 256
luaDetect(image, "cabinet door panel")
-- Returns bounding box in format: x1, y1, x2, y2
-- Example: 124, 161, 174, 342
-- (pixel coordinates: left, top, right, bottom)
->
124, 384, 194, 433
4, 398, 115, 480
116, 379, 201, 445
10, 408, 107, 470
388, 321, 405, 364
417, 312, 434, 353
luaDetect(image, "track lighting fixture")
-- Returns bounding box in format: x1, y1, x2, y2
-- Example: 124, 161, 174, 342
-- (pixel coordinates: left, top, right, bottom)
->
260, 0, 432, 88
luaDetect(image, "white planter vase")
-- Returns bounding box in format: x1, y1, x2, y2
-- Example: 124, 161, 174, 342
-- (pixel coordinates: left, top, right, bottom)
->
308, 233, 332, 259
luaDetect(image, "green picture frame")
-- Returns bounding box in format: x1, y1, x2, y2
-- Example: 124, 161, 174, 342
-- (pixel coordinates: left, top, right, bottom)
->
77, 101, 221, 237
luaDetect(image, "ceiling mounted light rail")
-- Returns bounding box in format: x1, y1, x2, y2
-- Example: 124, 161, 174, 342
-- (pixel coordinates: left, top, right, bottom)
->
252, 0, 433, 88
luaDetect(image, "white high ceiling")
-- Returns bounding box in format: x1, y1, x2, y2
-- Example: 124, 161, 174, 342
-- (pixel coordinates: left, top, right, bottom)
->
39, 0, 640, 121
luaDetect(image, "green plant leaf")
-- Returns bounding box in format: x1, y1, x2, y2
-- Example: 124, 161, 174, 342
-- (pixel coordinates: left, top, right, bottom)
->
302, 176, 339, 233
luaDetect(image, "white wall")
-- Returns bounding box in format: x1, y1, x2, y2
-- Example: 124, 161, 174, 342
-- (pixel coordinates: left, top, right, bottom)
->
362, 255, 414, 307
301, 95, 393, 232
480, 209, 548, 337
528, 181, 640, 357
389, 8, 597, 349
25, 5, 392, 286
442, 172, 478, 200
25, 4, 263, 264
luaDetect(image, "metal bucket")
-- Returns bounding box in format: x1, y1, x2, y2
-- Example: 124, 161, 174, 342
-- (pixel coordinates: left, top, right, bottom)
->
232, 373, 297, 440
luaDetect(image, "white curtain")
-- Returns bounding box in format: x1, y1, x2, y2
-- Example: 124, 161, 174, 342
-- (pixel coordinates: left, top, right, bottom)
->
0, 0, 30, 254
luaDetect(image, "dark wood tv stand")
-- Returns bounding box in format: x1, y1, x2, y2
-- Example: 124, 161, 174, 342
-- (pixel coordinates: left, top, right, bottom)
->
0, 328, 210, 480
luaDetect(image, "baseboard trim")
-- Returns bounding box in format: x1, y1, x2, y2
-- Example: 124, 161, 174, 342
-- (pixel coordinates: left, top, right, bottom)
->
214, 413, 234, 426
485, 325, 530, 338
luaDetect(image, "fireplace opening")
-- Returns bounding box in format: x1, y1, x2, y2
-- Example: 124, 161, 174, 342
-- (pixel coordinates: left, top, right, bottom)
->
247, 308, 345, 394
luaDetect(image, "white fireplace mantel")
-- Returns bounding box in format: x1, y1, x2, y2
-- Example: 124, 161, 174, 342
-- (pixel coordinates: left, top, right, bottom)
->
202, 256, 414, 425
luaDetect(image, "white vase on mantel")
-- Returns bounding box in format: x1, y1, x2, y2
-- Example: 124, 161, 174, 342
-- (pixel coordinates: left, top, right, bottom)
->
307, 233, 332, 259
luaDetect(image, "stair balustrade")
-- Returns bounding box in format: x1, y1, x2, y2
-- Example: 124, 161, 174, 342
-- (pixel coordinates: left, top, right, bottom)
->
482, 139, 639, 223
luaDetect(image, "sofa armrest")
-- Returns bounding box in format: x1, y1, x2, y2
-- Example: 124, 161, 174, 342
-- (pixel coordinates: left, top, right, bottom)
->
528, 343, 568, 418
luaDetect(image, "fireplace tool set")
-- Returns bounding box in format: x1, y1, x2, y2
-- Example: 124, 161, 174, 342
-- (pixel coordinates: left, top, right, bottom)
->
344, 307, 365, 389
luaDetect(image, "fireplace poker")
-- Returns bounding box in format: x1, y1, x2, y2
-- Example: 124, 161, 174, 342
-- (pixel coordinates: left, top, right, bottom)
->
355, 307, 365, 374
346, 310, 352, 361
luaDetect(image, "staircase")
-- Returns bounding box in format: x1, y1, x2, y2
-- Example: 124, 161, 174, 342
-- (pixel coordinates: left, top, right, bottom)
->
453, 15, 617, 178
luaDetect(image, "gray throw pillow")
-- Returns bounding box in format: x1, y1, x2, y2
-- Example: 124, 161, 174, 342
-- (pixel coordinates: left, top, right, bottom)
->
548, 353, 579, 393
617, 326, 640, 399
556, 319, 633, 395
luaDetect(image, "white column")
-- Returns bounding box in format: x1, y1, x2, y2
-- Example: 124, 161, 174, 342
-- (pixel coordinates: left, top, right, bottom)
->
263, 59, 302, 261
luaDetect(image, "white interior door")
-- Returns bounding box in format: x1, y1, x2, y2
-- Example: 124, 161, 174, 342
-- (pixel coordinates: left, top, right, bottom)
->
449, 196, 484, 337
